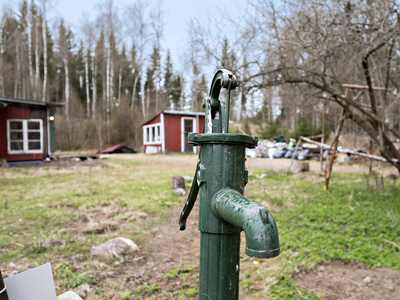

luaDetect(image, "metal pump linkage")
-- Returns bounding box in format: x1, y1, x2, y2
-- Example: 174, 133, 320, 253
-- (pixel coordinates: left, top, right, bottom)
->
179, 69, 280, 299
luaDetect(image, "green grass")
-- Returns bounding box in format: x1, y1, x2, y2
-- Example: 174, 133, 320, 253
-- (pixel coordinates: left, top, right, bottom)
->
0, 157, 184, 268
244, 171, 400, 299
1, 157, 399, 299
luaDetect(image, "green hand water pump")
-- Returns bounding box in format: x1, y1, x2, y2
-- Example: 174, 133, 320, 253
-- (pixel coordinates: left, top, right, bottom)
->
179, 69, 280, 299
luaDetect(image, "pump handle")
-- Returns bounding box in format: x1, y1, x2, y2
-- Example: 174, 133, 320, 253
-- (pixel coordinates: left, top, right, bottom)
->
179, 69, 238, 231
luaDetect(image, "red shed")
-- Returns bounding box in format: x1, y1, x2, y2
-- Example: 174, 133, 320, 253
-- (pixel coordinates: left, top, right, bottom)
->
0, 96, 65, 164
142, 110, 205, 153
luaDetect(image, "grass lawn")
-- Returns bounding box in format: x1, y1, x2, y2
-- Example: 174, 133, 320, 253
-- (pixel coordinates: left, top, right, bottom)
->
1, 154, 399, 299
245, 170, 400, 299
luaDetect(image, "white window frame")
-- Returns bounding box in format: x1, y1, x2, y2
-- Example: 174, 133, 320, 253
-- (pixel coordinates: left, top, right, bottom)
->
181, 117, 197, 153
7, 119, 43, 154
143, 123, 162, 145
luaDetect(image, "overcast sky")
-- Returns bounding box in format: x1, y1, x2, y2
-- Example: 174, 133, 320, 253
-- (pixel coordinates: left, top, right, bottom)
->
1, 0, 246, 72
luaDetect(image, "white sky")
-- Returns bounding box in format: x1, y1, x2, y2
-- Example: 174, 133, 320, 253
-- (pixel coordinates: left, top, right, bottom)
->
1, 0, 246, 71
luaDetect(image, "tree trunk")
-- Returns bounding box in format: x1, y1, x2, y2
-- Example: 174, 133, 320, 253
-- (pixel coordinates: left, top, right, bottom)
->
42, 12, 47, 102
35, 15, 39, 100
92, 58, 97, 122
64, 58, 70, 123
146, 87, 150, 117
324, 107, 346, 191
180, 76, 184, 110
118, 66, 121, 106
85, 50, 91, 118
14, 39, 19, 98
236, 85, 242, 121
141, 77, 145, 117
106, 46, 110, 140
102, 60, 106, 120
131, 73, 139, 111
27, 4, 33, 96
110, 59, 114, 111
156, 79, 159, 112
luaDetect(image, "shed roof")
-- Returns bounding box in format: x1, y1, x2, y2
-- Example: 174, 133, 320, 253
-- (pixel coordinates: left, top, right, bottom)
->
143, 110, 205, 126
0, 96, 66, 108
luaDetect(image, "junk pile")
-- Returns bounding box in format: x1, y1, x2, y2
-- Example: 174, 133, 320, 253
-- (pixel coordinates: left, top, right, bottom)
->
247, 138, 322, 161
246, 136, 359, 161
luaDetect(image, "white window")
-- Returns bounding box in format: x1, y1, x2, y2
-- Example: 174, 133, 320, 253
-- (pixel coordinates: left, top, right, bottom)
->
143, 123, 161, 144
7, 119, 43, 154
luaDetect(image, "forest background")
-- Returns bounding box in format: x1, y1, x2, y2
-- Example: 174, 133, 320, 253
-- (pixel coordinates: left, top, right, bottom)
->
2, 0, 400, 173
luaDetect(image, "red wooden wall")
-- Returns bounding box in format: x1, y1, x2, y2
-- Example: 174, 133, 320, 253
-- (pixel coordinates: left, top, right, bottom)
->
145, 115, 160, 125
164, 114, 205, 152
0, 105, 46, 162
164, 114, 183, 152
142, 112, 205, 153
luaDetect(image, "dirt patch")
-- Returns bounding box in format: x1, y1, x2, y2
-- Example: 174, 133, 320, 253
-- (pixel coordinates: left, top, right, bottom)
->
296, 260, 400, 299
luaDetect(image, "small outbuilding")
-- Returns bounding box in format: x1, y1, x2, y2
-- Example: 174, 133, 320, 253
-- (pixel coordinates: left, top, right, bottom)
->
0, 96, 65, 164
142, 110, 205, 154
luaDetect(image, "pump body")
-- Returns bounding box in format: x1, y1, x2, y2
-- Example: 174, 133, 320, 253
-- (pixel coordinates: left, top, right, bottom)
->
179, 69, 280, 299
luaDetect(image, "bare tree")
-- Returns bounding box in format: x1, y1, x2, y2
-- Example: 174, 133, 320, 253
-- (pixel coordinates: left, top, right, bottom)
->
81, 14, 94, 118
96, 0, 120, 141
150, 0, 164, 112
125, 0, 150, 113
0, 13, 7, 96
243, 0, 400, 172
34, 7, 39, 100
27, 0, 33, 94
58, 20, 71, 122
41, 0, 47, 102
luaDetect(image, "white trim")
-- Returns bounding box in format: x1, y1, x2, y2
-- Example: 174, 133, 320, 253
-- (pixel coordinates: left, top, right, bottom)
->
7, 119, 43, 154
160, 113, 165, 152
181, 117, 196, 153
143, 122, 162, 146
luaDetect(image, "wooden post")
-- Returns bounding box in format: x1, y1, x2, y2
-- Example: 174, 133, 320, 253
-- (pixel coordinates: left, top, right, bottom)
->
0, 270, 9, 300
324, 94, 347, 191
170, 176, 185, 190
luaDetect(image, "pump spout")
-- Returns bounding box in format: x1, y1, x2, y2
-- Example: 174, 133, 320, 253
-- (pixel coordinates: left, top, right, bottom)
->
211, 189, 280, 258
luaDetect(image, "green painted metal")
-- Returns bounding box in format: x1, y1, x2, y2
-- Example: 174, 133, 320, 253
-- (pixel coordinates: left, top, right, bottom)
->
188, 133, 258, 147
179, 69, 280, 299
211, 189, 280, 258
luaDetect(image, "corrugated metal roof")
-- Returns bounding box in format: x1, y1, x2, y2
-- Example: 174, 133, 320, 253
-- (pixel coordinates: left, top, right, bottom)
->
142, 110, 205, 126
0, 96, 66, 108
101, 143, 124, 153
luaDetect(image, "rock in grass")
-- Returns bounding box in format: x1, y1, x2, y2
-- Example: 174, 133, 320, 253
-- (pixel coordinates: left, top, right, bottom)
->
173, 188, 186, 196
362, 276, 372, 284
57, 291, 83, 300
73, 284, 91, 298
90, 237, 139, 257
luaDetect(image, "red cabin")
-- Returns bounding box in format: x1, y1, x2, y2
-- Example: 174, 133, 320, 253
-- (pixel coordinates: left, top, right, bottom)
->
142, 110, 205, 153
0, 97, 65, 164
